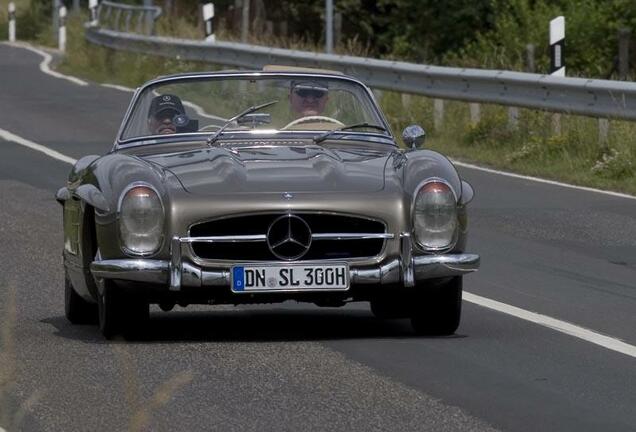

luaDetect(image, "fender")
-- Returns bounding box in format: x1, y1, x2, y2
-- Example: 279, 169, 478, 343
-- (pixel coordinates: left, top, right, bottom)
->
68, 155, 100, 184
74, 184, 111, 213
460, 180, 474, 205
55, 187, 71, 205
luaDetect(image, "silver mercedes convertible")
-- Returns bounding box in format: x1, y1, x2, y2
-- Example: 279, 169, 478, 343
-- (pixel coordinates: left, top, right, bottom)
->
57, 68, 480, 339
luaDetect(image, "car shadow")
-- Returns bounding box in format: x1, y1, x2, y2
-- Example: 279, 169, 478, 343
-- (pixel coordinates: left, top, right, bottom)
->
42, 307, 466, 344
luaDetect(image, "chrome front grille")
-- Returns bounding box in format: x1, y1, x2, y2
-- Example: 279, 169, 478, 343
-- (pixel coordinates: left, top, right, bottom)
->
188, 213, 390, 261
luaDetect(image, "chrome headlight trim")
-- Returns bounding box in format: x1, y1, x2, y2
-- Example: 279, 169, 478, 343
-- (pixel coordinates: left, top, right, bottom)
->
117, 181, 165, 257
411, 177, 459, 252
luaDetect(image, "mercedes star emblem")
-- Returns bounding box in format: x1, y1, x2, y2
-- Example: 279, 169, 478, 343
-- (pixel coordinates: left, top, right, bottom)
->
266, 214, 312, 260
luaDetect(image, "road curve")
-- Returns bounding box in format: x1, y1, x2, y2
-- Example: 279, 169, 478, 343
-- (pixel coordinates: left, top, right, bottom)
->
0, 43, 635, 432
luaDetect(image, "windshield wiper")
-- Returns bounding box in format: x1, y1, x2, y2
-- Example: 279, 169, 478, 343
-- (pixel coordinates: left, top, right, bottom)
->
207, 99, 279, 146
313, 122, 388, 144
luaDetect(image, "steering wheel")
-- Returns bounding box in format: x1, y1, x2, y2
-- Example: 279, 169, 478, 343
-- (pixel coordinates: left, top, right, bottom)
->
281, 116, 344, 130
198, 123, 224, 132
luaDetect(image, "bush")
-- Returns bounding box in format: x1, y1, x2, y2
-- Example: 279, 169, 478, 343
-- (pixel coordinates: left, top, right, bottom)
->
443, 0, 631, 78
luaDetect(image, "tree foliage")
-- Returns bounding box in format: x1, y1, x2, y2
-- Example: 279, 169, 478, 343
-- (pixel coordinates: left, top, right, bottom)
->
13, 0, 636, 78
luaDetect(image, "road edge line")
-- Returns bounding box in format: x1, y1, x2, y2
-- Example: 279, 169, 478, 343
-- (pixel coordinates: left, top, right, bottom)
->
451, 160, 636, 201
101, 83, 135, 93
3, 41, 89, 87
463, 291, 636, 359
0, 128, 76, 165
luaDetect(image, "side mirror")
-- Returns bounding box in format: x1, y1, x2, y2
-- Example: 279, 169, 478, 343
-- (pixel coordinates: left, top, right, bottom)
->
402, 124, 426, 149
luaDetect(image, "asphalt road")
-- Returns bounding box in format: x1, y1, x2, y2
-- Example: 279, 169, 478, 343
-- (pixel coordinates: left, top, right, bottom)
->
1, 42, 635, 432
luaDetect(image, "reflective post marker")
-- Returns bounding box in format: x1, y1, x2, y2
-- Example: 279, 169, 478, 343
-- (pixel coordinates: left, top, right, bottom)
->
88, 0, 99, 27
58, 5, 67, 52
550, 16, 565, 135
203, 3, 215, 42
550, 16, 565, 76
8, 2, 16, 42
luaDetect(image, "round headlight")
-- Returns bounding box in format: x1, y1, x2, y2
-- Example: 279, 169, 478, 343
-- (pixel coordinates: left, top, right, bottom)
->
119, 185, 164, 255
413, 180, 458, 250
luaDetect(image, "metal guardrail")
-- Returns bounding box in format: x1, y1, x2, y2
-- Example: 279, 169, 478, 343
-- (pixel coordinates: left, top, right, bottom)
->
85, 26, 636, 121
96, 1, 161, 35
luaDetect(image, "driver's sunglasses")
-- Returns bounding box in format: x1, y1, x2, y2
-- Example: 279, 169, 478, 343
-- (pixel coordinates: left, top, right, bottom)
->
294, 88, 327, 99
155, 111, 177, 122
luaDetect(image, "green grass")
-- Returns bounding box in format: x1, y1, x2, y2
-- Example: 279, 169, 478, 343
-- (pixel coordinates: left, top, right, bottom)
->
376, 91, 636, 195
9, 11, 636, 196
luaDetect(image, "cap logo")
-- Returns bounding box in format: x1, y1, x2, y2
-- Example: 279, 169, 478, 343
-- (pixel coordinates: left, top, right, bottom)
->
162, 95, 171, 101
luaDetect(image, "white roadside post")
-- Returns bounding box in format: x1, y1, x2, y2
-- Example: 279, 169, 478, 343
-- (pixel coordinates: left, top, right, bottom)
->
433, 99, 444, 131
88, 0, 99, 27
325, 0, 333, 54
8, 2, 16, 42
203, 3, 215, 42
550, 16, 565, 135
58, 5, 67, 52
469, 103, 480, 124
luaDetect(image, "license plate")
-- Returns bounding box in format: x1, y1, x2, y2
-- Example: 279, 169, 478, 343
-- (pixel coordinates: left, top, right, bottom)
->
231, 263, 349, 292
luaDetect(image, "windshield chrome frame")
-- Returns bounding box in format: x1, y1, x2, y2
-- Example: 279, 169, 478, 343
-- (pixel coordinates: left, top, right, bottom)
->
113, 71, 395, 150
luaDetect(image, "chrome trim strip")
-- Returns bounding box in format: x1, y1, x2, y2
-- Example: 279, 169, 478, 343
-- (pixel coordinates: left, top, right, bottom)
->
90, 253, 479, 288
180, 233, 393, 243
180, 235, 267, 243
188, 210, 389, 231
413, 254, 480, 279
400, 232, 415, 287
90, 259, 169, 284
350, 259, 401, 284
311, 233, 394, 240
170, 236, 182, 291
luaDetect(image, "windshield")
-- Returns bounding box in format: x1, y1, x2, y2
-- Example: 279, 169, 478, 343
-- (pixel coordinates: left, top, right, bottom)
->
120, 75, 388, 142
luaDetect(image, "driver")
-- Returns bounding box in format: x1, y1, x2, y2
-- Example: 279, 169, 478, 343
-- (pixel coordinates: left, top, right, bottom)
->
289, 80, 329, 118
147, 94, 186, 135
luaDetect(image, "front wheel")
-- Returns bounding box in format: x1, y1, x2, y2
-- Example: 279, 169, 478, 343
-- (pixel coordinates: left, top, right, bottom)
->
97, 279, 125, 339
65, 271, 97, 324
97, 280, 149, 340
410, 277, 462, 336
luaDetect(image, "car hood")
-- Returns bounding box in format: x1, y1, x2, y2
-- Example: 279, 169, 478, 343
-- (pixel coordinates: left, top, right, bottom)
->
143, 144, 394, 195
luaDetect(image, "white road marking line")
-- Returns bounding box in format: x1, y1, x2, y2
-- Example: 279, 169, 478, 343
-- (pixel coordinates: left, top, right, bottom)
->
464, 291, 636, 359
0, 128, 76, 165
101, 83, 134, 92
452, 160, 636, 200
3, 41, 88, 87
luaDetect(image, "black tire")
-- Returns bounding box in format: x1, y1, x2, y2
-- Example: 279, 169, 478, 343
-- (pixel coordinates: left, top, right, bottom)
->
410, 277, 462, 336
98, 280, 126, 339
122, 300, 150, 341
98, 279, 149, 340
65, 272, 97, 324
370, 296, 410, 319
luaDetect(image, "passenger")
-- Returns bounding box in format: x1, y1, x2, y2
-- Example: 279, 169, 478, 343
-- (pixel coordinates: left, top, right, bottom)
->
147, 94, 186, 135
289, 81, 329, 118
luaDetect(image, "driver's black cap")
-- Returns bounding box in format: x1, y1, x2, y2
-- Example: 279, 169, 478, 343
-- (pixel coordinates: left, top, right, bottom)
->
148, 94, 185, 118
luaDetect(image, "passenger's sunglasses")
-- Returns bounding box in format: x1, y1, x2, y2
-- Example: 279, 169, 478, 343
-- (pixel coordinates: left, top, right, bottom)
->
294, 88, 327, 99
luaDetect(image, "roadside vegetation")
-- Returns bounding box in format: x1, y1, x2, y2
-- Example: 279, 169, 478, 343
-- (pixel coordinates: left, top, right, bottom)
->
2, 1, 635, 194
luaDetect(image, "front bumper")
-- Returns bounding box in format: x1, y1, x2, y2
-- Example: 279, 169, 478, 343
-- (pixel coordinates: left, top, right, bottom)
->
90, 235, 480, 291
